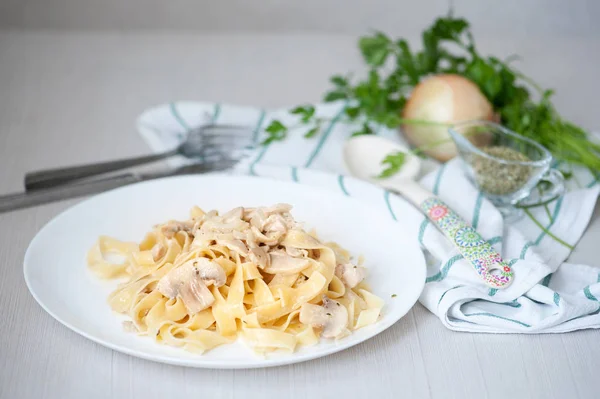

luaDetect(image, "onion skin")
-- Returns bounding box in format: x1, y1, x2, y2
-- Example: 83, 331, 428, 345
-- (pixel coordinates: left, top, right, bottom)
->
401, 74, 496, 162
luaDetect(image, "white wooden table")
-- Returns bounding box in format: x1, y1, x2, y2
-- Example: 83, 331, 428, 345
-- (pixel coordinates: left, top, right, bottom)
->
1, 32, 599, 399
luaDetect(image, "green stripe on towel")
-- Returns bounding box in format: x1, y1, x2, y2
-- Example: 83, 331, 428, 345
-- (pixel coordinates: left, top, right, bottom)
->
432, 164, 446, 195
169, 102, 191, 130
471, 192, 484, 229
522, 196, 572, 253
304, 104, 346, 168
584, 286, 598, 301
426, 254, 463, 283
210, 103, 221, 123
534, 197, 564, 245
463, 312, 531, 328
417, 218, 429, 246
553, 292, 561, 306
384, 191, 397, 221
252, 110, 266, 144
337, 175, 350, 196
519, 242, 533, 259
541, 273, 553, 287
249, 110, 269, 176
438, 285, 464, 305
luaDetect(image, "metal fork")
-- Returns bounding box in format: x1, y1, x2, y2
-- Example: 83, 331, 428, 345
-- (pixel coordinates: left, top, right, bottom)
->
24, 124, 253, 191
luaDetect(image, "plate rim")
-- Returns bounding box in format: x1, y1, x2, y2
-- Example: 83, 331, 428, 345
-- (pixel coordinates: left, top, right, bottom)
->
23, 171, 426, 369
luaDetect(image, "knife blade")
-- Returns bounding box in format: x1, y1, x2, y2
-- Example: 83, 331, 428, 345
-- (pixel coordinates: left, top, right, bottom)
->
0, 160, 235, 214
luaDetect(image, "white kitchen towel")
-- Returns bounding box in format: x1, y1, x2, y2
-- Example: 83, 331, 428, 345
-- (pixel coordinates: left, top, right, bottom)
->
137, 101, 600, 333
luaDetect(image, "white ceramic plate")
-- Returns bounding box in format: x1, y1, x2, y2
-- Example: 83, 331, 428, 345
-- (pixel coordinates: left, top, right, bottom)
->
24, 173, 425, 369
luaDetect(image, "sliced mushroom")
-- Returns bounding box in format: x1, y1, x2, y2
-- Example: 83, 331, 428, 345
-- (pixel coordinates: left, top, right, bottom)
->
251, 226, 281, 246
245, 229, 258, 249
249, 247, 270, 269
160, 221, 195, 238
299, 296, 348, 338
335, 263, 366, 288
157, 258, 226, 313
193, 258, 227, 286
284, 246, 308, 258
217, 239, 248, 256
249, 209, 267, 230
264, 251, 310, 275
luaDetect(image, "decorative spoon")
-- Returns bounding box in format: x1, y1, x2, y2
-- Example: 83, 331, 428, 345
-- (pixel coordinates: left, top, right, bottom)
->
343, 135, 513, 289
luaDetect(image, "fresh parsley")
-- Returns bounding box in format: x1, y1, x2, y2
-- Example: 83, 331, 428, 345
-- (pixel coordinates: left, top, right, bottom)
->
262, 120, 287, 145
378, 152, 407, 178
260, 15, 600, 174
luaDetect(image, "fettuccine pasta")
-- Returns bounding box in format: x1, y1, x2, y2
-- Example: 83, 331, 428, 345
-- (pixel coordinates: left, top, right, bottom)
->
88, 204, 384, 355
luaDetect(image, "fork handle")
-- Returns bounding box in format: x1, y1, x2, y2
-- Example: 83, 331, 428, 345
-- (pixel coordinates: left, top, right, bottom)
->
24, 148, 179, 191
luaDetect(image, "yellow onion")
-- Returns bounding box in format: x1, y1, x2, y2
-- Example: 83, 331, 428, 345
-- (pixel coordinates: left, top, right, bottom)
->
401, 74, 496, 162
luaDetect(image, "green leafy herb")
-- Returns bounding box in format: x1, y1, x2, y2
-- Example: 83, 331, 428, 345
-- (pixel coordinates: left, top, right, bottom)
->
378, 152, 407, 178
391, 294, 397, 298
352, 122, 375, 137
304, 126, 320, 138
262, 15, 600, 174
358, 32, 392, 67
262, 120, 288, 145
290, 105, 316, 123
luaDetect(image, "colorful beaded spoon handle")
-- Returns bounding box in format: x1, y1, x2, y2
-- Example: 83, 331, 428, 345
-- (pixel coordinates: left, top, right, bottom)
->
398, 180, 513, 289
343, 135, 513, 289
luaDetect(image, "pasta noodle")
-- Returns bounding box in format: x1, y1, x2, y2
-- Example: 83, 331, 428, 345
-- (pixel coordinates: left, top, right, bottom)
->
88, 204, 384, 355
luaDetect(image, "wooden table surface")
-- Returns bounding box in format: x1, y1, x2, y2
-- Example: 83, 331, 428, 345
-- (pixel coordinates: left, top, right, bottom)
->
0, 31, 599, 399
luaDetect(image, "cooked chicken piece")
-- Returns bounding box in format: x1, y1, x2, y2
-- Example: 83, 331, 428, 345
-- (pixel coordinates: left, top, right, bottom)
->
335, 263, 366, 288
245, 229, 258, 249
157, 258, 226, 313
264, 251, 310, 275
299, 296, 348, 338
